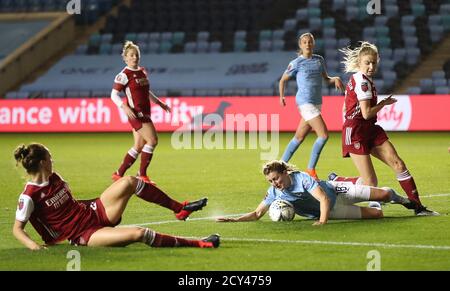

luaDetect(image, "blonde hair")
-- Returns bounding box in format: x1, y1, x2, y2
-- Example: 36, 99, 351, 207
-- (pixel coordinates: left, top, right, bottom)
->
122, 40, 140, 58
340, 41, 379, 73
297, 32, 315, 56
262, 160, 298, 176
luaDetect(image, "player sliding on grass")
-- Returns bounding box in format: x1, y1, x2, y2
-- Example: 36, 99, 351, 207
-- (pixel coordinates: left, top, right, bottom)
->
338, 41, 438, 216
217, 160, 416, 225
111, 41, 171, 184
12, 143, 217, 250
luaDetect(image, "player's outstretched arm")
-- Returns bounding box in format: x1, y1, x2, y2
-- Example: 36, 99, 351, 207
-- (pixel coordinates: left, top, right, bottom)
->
12, 220, 46, 251
310, 186, 330, 226
216, 201, 269, 222
278, 73, 290, 106
149, 90, 171, 113
360, 95, 397, 120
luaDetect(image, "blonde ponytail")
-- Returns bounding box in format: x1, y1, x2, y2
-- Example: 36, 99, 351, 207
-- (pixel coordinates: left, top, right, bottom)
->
340, 41, 379, 73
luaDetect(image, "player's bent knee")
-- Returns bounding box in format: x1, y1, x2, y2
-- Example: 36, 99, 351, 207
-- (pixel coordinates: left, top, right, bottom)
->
120, 176, 137, 191
392, 158, 406, 172
132, 227, 147, 242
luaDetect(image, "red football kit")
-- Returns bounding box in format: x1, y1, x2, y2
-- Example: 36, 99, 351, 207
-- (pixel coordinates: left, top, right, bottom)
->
15, 173, 117, 246
342, 72, 388, 157
113, 66, 151, 130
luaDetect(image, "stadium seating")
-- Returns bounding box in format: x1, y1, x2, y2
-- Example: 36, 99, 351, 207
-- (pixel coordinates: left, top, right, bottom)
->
407, 60, 450, 94
3, 0, 450, 98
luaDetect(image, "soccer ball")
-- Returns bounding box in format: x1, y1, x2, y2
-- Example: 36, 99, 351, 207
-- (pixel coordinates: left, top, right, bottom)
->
268, 199, 295, 222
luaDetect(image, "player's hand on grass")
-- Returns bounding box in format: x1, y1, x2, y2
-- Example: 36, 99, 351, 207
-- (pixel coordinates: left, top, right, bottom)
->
216, 217, 237, 222
30, 244, 47, 251
312, 221, 326, 226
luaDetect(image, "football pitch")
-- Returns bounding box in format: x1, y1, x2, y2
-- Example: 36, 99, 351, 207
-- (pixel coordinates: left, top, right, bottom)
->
0, 132, 449, 271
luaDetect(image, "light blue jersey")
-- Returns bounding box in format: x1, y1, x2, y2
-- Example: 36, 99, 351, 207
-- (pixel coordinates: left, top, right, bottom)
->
284, 54, 325, 105
263, 171, 337, 219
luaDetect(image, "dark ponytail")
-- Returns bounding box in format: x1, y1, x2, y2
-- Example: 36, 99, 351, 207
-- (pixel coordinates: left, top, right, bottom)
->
14, 143, 48, 174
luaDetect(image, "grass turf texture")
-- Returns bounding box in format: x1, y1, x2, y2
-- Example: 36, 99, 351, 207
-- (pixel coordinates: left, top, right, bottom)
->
0, 132, 449, 270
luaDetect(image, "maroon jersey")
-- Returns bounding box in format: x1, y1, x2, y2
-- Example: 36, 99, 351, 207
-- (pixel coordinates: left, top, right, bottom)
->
113, 66, 151, 117
342, 72, 388, 157
344, 72, 378, 124
15, 173, 102, 245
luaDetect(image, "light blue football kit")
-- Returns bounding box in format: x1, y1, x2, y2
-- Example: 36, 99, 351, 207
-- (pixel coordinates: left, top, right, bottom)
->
285, 54, 325, 106
263, 171, 337, 219
281, 54, 329, 167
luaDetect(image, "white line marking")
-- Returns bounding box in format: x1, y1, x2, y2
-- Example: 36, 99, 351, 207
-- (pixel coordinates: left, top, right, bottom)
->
121, 213, 247, 227
121, 193, 450, 251
219, 237, 450, 251
124, 193, 450, 227
421, 193, 450, 198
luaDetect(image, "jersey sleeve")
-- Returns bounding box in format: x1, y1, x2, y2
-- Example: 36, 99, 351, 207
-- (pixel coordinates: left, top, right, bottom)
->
354, 76, 374, 101
284, 60, 298, 77
15, 194, 34, 222
300, 172, 319, 192
262, 187, 277, 206
113, 72, 129, 92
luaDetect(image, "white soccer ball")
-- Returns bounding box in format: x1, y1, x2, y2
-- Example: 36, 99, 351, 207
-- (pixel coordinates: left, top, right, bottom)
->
269, 199, 295, 222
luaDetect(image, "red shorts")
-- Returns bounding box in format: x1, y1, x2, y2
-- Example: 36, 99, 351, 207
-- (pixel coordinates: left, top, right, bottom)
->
342, 120, 389, 157
69, 198, 120, 246
129, 112, 151, 131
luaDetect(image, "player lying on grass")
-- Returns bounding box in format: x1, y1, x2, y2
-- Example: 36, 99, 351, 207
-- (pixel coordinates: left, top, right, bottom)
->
12, 143, 218, 250
217, 160, 416, 225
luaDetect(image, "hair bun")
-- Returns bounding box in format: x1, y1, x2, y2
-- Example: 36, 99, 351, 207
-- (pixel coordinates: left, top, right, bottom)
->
14, 144, 29, 162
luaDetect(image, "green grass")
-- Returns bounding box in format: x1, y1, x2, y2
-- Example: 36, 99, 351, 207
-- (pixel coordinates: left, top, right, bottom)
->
0, 132, 449, 270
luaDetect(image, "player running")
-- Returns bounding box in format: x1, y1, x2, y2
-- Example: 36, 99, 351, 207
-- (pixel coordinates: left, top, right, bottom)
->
12, 143, 217, 250
278, 32, 345, 180
216, 160, 416, 225
110, 41, 171, 184
338, 41, 438, 216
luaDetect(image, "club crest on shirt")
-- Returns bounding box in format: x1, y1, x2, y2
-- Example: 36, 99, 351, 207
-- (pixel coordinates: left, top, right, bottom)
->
354, 142, 361, 149
287, 64, 292, 71
18, 198, 24, 210
361, 82, 369, 92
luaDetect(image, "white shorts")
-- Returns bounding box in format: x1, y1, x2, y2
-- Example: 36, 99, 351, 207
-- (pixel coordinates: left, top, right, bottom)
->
327, 181, 372, 220
298, 103, 322, 121
329, 195, 363, 219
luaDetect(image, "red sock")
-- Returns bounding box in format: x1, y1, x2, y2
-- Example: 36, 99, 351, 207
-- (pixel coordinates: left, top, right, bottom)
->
139, 145, 153, 176
151, 232, 200, 247
334, 176, 360, 184
135, 180, 183, 212
397, 170, 422, 206
117, 148, 139, 176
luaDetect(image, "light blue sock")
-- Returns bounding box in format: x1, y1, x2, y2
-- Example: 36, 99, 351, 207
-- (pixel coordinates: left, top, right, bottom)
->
307, 137, 328, 169
281, 138, 302, 162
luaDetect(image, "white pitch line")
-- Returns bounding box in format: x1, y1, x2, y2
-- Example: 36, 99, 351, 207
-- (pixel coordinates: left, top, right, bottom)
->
123, 193, 450, 227
121, 213, 247, 227
219, 237, 450, 251
421, 193, 450, 198
120, 193, 450, 251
